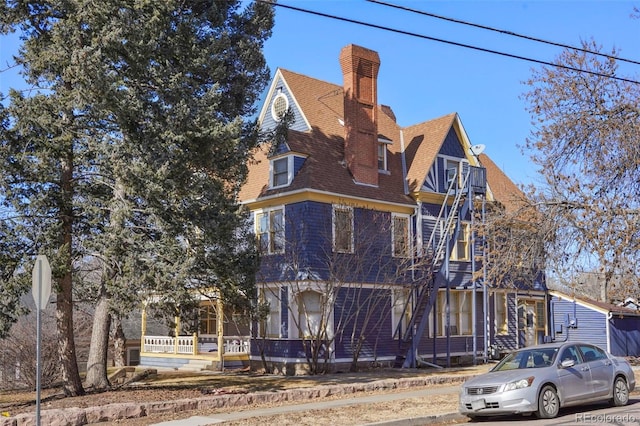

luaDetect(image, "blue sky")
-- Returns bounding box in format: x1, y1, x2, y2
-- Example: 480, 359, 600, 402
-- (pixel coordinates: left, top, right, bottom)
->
1, 1, 638, 186
261, 0, 640, 186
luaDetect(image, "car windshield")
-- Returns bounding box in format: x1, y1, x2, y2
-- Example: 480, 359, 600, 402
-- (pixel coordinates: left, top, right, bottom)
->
491, 347, 559, 371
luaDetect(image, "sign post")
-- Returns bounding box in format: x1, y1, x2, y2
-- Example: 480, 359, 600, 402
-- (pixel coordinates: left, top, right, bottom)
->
31, 255, 51, 426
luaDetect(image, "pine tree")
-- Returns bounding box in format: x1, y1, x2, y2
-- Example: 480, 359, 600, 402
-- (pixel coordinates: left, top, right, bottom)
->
0, 0, 273, 394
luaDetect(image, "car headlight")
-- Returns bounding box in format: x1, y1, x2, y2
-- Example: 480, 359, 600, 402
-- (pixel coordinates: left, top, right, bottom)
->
503, 376, 534, 391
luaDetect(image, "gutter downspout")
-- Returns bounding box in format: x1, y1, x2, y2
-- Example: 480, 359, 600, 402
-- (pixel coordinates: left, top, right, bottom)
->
606, 311, 612, 353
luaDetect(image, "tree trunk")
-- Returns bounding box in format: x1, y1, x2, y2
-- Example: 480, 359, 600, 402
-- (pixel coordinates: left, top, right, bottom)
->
85, 288, 111, 390
57, 153, 85, 397
112, 317, 127, 367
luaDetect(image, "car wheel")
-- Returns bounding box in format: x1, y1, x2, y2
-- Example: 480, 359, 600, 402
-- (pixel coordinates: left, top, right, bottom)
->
536, 385, 560, 419
610, 376, 629, 407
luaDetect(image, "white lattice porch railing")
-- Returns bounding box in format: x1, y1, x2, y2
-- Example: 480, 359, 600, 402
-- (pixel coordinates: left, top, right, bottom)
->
143, 335, 196, 354
142, 335, 250, 355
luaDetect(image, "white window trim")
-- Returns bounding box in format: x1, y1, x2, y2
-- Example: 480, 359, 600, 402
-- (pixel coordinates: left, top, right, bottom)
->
271, 91, 289, 122
255, 206, 285, 255
391, 288, 410, 338
260, 286, 282, 338
391, 213, 411, 258
270, 155, 294, 189
288, 285, 334, 340
495, 292, 509, 335
332, 205, 354, 253
450, 221, 470, 261
378, 138, 391, 173
437, 290, 473, 337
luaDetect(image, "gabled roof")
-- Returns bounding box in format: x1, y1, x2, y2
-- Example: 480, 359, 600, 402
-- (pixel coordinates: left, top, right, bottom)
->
241, 60, 519, 209
479, 153, 526, 213
242, 68, 413, 206
551, 290, 640, 317
403, 113, 456, 193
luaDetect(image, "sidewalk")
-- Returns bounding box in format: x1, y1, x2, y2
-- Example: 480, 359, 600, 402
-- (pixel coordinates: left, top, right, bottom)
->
149, 364, 640, 426
148, 365, 489, 426
151, 384, 464, 425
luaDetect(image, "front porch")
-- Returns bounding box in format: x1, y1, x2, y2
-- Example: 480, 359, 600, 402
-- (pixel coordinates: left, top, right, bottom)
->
140, 334, 250, 370
139, 296, 251, 371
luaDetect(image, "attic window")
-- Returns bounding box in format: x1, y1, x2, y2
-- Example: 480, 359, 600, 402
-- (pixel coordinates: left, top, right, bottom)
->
271, 92, 289, 122
378, 137, 392, 173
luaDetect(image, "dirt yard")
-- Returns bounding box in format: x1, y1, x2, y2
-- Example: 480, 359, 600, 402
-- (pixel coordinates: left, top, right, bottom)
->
1, 366, 480, 425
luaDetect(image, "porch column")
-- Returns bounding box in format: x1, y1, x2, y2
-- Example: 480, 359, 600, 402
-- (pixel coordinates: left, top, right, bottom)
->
141, 303, 147, 353
217, 298, 224, 360
174, 316, 180, 354
192, 332, 198, 355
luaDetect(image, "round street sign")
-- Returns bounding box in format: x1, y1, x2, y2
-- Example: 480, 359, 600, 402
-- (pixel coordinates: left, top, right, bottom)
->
31, 255, 52, 311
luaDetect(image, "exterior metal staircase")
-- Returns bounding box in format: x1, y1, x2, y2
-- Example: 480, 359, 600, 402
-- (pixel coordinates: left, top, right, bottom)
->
394, 160, 482, 368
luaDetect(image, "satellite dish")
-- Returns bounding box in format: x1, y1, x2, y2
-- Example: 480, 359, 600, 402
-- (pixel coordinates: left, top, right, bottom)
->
470, 144, 486, 156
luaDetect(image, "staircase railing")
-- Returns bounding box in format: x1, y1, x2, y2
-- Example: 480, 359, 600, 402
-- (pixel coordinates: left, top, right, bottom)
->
394, 161, 472, 368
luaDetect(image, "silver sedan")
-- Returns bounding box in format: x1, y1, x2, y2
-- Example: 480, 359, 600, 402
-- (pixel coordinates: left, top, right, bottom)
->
459, 341, 636, 420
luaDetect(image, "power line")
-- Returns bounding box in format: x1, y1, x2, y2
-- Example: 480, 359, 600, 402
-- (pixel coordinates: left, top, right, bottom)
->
367, 0, 640, 66
263, 1, 640, 85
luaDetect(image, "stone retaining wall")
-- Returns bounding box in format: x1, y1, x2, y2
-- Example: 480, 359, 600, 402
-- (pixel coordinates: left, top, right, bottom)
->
1, 374, 471, 426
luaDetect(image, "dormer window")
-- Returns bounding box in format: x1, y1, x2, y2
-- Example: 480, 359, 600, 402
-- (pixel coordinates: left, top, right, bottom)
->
270, 156, 293, 188
378, 137, 392, 173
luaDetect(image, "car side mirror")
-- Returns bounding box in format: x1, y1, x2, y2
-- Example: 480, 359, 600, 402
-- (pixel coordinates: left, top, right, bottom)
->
560, 359, 575, 368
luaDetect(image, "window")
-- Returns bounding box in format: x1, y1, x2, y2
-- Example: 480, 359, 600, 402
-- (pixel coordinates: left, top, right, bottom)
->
271, 91, 289, 122
559, 345, 581, 364
579, 344, 606, 362
298, 290, 323, 338
256, 207, 284, 254
392, 288, 410, 338
378, 142, 388, 171
450, 222, 470, 261
260, 288, 281, 338
535, 301, 545, 333
495, 292, 508, 335
271, 157, 290, 188
199, 304, 217, 335
445, 159, 460, 190
333, 206, 353, 253
436, 291, 472, 336
392, 214, 410, 257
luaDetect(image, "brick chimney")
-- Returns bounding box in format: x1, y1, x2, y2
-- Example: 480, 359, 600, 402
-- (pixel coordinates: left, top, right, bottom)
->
339, 44, 380, 186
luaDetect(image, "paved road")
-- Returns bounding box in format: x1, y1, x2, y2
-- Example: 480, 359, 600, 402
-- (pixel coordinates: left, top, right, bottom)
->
462, 397, 640, 425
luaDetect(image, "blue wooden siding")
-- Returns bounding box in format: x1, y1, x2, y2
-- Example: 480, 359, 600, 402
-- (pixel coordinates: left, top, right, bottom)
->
293, 156, 306, 175
260, 75, 309, 133
439, 128, 466, 158
436, 157, 447, 193
250, 338, 309, 359
609, 317, 640, 356
414, 291, 486, 359
549, 296, 607, 349
259, 201, 412, 285
492, 293, 518, 352
333, 287, 394, 360
422, 164, 437, 192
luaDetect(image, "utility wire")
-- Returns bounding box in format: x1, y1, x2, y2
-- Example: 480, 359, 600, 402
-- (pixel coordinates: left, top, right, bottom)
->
367, 0, 640, 66
263, 1, 640, 85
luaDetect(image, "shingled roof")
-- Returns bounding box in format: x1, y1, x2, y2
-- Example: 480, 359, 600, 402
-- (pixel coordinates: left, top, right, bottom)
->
240, 45, 520, 209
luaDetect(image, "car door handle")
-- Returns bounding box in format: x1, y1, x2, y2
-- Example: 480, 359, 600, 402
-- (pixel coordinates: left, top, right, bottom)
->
581, 367, 590, 371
